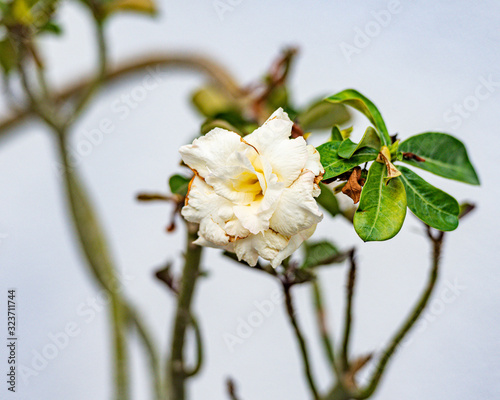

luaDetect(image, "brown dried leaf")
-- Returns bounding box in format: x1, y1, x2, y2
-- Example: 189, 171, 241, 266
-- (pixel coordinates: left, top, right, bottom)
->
376, 147, 401, 183
341, 166, 365, 204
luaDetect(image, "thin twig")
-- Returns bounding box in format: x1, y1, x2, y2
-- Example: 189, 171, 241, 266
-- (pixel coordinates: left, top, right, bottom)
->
167, 222, 203, 400
311, 279, 338, 376
341, 249, 357, 372
226, 377, 242, 400
282, 281, 320, 400
67, 18, 108, 125
355, 228, 445, 399
127, 306, 164, 400
183, 314, 204, 378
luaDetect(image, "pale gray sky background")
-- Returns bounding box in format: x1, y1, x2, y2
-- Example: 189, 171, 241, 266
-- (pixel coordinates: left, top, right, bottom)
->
1, 1, 499, 399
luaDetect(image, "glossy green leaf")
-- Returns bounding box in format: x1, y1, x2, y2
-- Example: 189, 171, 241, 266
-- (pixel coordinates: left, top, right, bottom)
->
169, 174, 191, 196
298, 99, 351, 131
325, 89, 390, 146
399, 132, 480, 185
354, 162, 407, 241
331, 126, 343, 141
302, 241, 347, 269
398, 166, 459, 231
338, 126, 381, 159
317, 141, 378, 180
316, 183, 340, 217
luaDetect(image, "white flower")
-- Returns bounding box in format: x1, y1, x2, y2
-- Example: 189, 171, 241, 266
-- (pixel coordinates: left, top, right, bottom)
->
179, 108, 324, 268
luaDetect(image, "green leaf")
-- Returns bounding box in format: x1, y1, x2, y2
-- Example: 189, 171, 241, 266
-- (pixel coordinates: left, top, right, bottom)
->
331, 126, 343, 141
399, 132, 480, 185
0, 39, 17, 75
325, 89, 390, 146
353, 162, 407, 241
316, 183, 340, 217
317, 141, 378, 180
298, 99, 351, 131
397, 166, 459, 231
338, 126, 381, 159
191, 85, 236, 118
169, 174, 191, 196
40, 21, 63, 35
102, 0, 157, 16
302, 241, 347, 269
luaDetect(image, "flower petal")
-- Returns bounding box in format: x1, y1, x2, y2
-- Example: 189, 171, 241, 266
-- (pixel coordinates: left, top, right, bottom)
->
198, 217, 230, 246
253, 230, 289, 261
182, 176, 234, 224
233, 159, 284, 234
263, 136, 309, 186
232, 236, 260, 267
245, 108, 294, 153
269, 170, 323, 237
304, 145, 324, 177
271, 225, 317, 268
179, 128, 247, 179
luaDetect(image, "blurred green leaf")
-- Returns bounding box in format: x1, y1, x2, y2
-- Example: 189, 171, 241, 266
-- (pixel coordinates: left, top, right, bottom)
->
191, 85, 236, 118
399, 132, 480, 185
398, 166, 459, 231
200, 119, 240, 135
317, 140, 378, 180
338, 126, 381, 159
353, 161, 407, 241
101, 0, 157, 17
301, 240, 347, 269
325, 89, 391, 146
169, 174, 191, 196
317, 182, 340, 217
12, 0, 34, 24
40, 20, 62, 34
0, 39, 16, 75
298, 99, 351, 131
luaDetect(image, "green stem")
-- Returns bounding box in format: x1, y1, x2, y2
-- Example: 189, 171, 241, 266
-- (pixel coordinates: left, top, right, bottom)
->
68, 18, 107, 125
340, 250, 356, 372
167, 223, 203, 400
355, 229, 445, 399
111, 295, 129, 400
128, 306, 164, 400
183, 314, 203, 378
324, 383, 352, 400
311, 279, 338, 376
283, 282, 320, 400
56, 131, 130, 400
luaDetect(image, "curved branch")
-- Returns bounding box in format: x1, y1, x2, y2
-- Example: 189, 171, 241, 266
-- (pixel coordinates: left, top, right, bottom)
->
183, 314, 204, 378
355, 229, 445, 399
0, 52, 243, 137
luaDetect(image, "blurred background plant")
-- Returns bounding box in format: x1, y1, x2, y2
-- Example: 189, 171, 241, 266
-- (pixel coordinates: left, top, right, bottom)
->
0, 1, 483, 400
